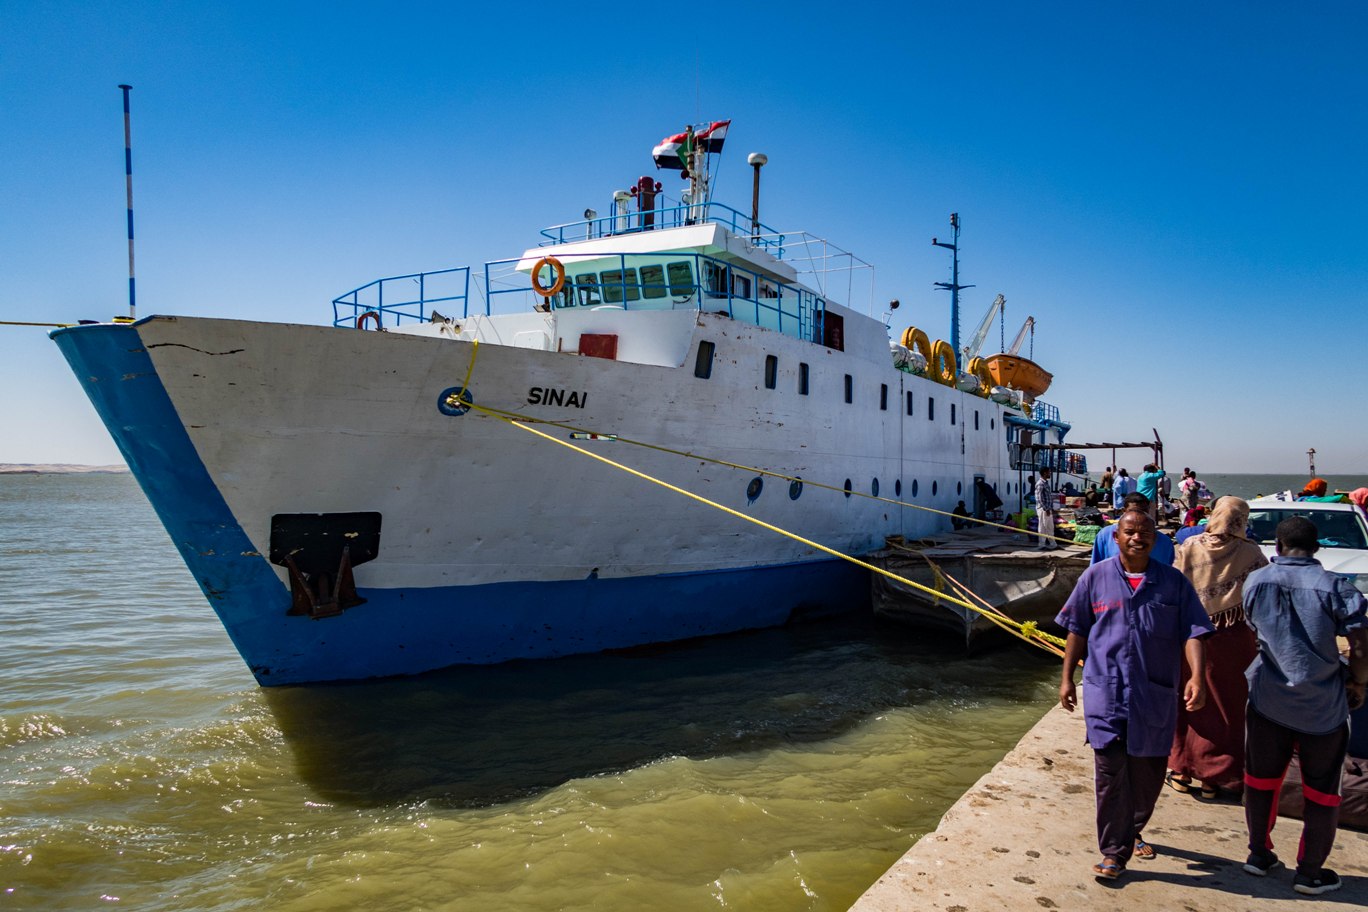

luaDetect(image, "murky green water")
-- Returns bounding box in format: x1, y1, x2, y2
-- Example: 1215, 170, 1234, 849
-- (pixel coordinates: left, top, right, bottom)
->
0, 474, 1059, 910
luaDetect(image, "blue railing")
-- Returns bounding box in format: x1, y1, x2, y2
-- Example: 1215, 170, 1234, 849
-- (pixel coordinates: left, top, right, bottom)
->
482, 251, 822, 343
332, 267, 470, 328
1032, 401, 1061, 423
538, 202, 787, 258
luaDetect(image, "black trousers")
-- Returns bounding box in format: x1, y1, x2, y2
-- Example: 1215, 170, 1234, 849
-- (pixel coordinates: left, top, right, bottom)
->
1244, 703, 1349, 875
1093, 738, 1167, 864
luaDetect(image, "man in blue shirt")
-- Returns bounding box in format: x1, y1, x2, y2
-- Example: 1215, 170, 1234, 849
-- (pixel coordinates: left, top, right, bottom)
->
1136, 464, 1166, 520
1091, 494, 1175, 565
1240, 516, 1368, 895
1058, 511, 1212, 881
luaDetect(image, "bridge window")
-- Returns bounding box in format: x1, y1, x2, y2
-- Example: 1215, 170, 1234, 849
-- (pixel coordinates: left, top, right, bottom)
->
764, 355, 778, 390
574, 274, 600, 307
731, 272, 752, 299
798, 362, 809, 395
600, 268, 640, 304
695, 341, 715, 379
704, 262, 728, 298
667, 261, 694, 296
639, 264, 667, 299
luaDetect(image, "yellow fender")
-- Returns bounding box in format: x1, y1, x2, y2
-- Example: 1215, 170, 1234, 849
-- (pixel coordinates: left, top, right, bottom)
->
900, 326, 934, 366
930, 338, 957, 386
967, 356, 992, 397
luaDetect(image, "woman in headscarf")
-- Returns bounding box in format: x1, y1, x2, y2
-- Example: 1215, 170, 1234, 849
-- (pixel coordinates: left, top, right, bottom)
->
1297, 477, 1329, 499
1349, 487, 1368, 526
1166, 497, 1268, 798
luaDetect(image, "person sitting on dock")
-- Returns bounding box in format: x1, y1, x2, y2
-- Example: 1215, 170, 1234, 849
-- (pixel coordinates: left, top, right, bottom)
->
1057, 511, 1212, 882
1240, 516, 1368, 894
1090, 494, 1175, 566
951, 500, 971, 530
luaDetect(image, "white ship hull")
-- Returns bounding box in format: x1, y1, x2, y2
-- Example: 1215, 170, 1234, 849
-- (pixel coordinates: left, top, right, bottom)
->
54, 309, 1020, 684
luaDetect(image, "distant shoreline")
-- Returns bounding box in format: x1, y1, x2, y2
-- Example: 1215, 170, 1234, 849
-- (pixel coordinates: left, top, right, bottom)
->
0, 464, 129, 475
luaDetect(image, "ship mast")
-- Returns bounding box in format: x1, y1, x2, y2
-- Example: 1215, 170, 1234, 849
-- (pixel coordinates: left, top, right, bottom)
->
932, 213, 973, 357
686, 125, 709, 222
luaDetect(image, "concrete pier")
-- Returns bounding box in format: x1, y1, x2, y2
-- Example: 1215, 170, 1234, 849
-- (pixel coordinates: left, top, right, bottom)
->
850, 704, 1368, 911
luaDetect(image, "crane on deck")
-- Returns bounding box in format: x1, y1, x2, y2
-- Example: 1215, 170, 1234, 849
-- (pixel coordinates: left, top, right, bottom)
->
960, 294, 1005, 364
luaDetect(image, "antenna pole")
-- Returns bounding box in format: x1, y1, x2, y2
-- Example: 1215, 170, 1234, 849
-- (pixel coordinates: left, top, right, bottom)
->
119, 84, 136, 320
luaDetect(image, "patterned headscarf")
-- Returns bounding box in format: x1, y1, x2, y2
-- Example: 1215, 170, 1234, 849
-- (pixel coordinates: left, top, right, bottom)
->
1174, 496, 1267, 625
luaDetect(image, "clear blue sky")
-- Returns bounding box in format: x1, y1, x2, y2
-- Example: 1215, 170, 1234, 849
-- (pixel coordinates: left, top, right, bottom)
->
3, 2, 1365, 473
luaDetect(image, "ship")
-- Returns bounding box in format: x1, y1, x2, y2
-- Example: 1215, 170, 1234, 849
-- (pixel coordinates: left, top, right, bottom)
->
52, 121, 1080, 685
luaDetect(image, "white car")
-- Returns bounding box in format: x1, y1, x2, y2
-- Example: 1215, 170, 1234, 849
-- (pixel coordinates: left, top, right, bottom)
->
1245, 496, 1368, 595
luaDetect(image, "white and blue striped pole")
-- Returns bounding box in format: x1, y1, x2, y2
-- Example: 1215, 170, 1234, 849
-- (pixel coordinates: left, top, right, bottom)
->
119, 84, 136, 320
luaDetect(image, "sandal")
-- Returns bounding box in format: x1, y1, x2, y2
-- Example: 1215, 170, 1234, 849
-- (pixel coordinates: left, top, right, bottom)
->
1093, 858, 1125, 880
1164, 771, 1191, 793
1134, 838, 1156, 860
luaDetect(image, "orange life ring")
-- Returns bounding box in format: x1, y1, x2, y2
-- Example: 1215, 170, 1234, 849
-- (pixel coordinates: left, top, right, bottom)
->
931, 339, 957, 386
356, 310, 382, 330
530, 256, 566, 298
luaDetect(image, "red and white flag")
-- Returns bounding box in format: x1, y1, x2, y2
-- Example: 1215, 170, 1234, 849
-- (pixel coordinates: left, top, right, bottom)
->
697, 120, 730, 153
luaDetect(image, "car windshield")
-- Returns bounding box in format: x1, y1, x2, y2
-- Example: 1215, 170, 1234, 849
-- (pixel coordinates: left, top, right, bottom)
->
1248, 507, 1368, 550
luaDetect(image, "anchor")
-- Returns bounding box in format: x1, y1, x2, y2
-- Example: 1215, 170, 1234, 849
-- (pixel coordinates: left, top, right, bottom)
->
268, 512, 382, 619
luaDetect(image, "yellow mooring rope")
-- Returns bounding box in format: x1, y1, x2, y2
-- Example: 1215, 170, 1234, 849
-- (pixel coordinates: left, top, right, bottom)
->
449, 368, 1069, 658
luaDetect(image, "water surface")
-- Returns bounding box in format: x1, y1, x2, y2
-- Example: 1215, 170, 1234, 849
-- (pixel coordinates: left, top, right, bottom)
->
0, 474, 1061, 910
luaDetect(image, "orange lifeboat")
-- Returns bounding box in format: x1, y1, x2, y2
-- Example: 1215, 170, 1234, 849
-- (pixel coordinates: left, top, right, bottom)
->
983, 353, 1053, 401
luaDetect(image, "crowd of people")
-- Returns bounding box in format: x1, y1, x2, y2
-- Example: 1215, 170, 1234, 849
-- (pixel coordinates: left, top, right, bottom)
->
1053, 486, 1368, 894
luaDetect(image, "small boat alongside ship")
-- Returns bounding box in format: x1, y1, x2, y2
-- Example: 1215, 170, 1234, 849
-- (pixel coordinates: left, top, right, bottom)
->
52, 121, 1088, 685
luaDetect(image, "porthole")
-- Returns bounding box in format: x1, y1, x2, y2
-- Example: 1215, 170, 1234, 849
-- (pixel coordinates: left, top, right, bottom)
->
957, 482, 963, 496
895, 479, 902, 497
746, 477, 764, 503
694, 340, 715, 379
991, 418, 995, 430
789, 478, 803, 500
912, 479, 919, 498
843, 478, 852, 498
871, 478, 880, 497
932, 480, 939, 496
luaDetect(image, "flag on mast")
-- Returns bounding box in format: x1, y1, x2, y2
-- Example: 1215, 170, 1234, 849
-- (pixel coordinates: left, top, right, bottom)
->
652, 130, 690, 170
697, 120, 730, 153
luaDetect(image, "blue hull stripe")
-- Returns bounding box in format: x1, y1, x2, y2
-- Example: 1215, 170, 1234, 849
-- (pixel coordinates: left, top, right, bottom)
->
50, 323, 869, 685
